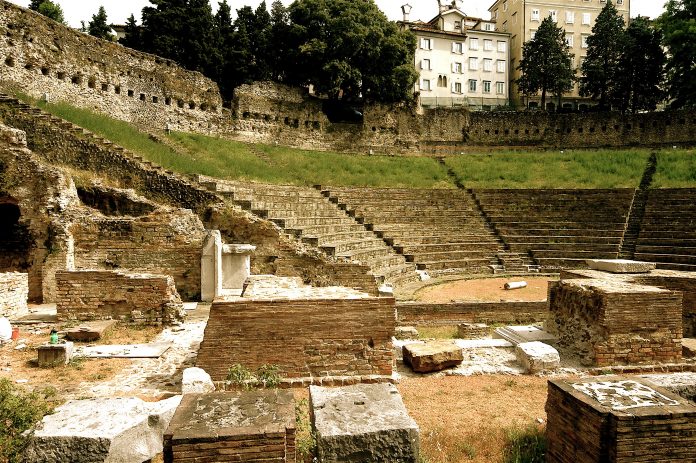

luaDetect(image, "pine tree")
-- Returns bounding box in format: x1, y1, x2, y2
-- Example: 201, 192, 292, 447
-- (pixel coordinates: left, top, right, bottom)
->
517, 16, 575, 110
28, 0, 43, 10
657, 0, 696, 109
579, 0, 625, 110
120, 14, 142, 50
88, 6, 114, 40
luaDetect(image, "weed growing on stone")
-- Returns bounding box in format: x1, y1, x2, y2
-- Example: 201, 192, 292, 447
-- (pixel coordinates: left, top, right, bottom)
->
225, 364, 283, 390
0, 378, 53, 463
502, 424, 546, 463
294, 398, 317, 463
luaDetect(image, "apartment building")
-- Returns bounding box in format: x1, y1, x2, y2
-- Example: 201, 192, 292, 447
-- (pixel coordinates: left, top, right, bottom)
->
400, 1, 511, 109
488, 0, 630, 109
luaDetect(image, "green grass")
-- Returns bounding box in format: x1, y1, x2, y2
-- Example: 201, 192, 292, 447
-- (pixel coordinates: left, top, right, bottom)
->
653, 148, 696, 188
503, 424, 547, 463
445, 150, 653, 189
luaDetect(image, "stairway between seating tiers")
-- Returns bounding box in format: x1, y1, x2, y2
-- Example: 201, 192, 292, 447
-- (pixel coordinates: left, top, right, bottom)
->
321, 187, 537, 276
196, 177, 420, 286
472, 189, 636, 272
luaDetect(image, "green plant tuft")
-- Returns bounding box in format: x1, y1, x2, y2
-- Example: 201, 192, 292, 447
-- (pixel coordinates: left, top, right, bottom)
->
503, 423, 547, 463
295, 398, 317, 463
225, 363, 283, 390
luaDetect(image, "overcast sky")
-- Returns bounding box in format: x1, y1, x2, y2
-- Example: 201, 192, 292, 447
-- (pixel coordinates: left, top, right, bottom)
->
10, 0, 667, 27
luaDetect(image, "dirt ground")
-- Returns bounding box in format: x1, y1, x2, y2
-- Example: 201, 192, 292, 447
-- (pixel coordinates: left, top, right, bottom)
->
414, 276, 557, 303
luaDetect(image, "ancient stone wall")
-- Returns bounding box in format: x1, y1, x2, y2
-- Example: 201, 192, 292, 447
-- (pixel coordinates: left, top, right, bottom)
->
396, 301, 548, 326
0, 271, 27, 318
197, 297, 395, 382
55, 270, 184, 325
547, 279, 683, 367
0, 0, 224, 135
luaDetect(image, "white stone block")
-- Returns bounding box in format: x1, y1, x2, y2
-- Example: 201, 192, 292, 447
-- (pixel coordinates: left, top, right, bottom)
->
516, 341, 560, 374
585, 259, 656, 274
182, 367, 215, 394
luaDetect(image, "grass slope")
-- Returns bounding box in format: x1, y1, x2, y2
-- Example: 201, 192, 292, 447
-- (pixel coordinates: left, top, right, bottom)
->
653, 149, 696, 188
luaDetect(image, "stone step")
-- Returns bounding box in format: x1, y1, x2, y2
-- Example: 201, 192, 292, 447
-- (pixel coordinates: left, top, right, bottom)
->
408, 250, 499, 262
635, 246, 696, 256
416, 258, 492, 271
634, 253, 696, 265
508, 243, 620, 252
391, 235, 501, 245
301, 231, 376, 247
321, 238, 388, 255
336, 246, 398, 263
289, 224, 367, 236
497, 228, 624, 237
274, 216, 358, 228
397, 242, 501, 254
531, 250, 618, 259
505, 235, 623, 245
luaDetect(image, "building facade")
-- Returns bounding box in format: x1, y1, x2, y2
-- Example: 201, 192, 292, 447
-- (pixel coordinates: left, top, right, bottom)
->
488, 0, 630, 109
400, 1, 511, 110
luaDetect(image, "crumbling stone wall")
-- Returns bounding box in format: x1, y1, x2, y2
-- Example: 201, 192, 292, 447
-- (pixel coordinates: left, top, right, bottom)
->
55, 269, 184, 325
0, 271, 27, 318
397, 301, 548, 326
547, 279, 683, 366
0, 0, 223, 134
197, 297, 395, 382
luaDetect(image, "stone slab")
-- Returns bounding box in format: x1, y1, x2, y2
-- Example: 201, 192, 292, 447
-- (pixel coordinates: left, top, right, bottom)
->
310, 383, 419, 463
640, 372, 696, 403
515, 341, 560, 374
586, 259, 656, 274
38, 342, 74, 367
75, 342, 171, 358
65, 320, 118, 342
457, 323, 489, 339
493, 325, 556, 345
683, 338, 696, 358
23, 395, 182, 463
402, 340, 463, 373
394, 326, 419, 340
181, 367, 215, 394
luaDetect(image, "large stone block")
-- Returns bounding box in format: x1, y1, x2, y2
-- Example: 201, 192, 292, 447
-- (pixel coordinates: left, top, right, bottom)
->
310, 383, 419, 463
586, 259, 656, 274
37, 342, 74, 367
23, 396, 182, 463
402, 340, 463, 373
515, 341, 560, 374
181, 367, 215, 394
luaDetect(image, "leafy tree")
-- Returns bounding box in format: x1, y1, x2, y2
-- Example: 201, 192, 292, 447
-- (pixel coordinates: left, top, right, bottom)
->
88, 6, 114, 40
517, 16, 575, 110
286, 0, 417, 103
614, 17, 666, 113
580, 0, 625, 110
120, 14, 142, 50
268, 0, 290, 81
657, 0, 696, 109
29, 0, 65, 24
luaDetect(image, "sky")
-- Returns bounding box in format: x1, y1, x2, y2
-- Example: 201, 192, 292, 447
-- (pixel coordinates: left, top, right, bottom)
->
11, 0, 667, 27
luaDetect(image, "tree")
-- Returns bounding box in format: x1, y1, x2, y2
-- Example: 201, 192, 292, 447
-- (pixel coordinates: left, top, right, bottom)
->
268, 0, 290, 81
614, 17, 666, 113
88, 6, 114, 40
120, 14, 142, 50
517, 16, 575, 110
29, 0, 65, 24
286, 0, 417, 103
657, 0, 696, 109
580, 0, 625, 110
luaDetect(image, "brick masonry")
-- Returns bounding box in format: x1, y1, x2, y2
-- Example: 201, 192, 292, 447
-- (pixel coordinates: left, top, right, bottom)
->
197, 297, 395, 382
546, 377, 696, 463
547, 279, 683, 367
0, 271, 27, 318
55, 270, 184, 325
396, 301, 548, 326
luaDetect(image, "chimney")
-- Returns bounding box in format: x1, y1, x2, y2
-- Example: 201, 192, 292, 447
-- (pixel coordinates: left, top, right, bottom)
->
401, 3, 413, 21
437, 0, 446, 14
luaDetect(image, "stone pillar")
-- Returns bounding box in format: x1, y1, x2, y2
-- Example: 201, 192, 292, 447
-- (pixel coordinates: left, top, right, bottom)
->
201, 231, 255, 301
200, 230, 222, 302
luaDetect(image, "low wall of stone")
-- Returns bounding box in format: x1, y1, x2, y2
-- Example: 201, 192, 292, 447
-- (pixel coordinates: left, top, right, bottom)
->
274, 258, 380, 296
197, 297, 395, 382
55, 270, 184, 325
396, 301, 548, 326
0, 271, 27, 318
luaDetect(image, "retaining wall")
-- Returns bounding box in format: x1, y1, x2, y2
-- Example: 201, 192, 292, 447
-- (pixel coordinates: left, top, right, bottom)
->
0, 271, 27, 318
396, 301, 548, 326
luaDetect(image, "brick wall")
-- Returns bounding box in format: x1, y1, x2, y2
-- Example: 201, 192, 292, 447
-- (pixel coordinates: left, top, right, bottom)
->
274, 258, 380, 296
547, 279, 682, 367
396, 301, 548, 326
55, 270, 184, 325
197, 297, 395, 382
0, 272, 27, 318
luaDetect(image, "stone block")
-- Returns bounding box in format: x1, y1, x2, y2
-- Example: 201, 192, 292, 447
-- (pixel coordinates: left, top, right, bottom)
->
23, 395, 182, 463
181, 367, 215, 394
37, 342, 74, 367
65, 320, 117, 342
585, 259, 656, 274
493, 325, 556, 345
402, 340, 463, 373
310, 383, 419, 463
395, 326, 419, 340
457, 322, 489, 339
515, 341, 560, 373
164, 391, 295, 463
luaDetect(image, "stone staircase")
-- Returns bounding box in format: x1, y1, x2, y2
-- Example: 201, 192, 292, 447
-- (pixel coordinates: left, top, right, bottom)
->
196, 177, 420, 286
619, 152, 657, 259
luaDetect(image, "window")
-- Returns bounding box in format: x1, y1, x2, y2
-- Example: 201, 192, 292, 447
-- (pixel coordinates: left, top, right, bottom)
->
581, 34, 589, 48
469, 57, 479, 70
503, 0, 508, 11
469, 79, 477, 92
549, 10, 557, 22
483, 80, 491, 93
496, 60, 506, 73
419, 79, 431, 91
497, 41, 506, 53
420, 38, 432, 50
496, 81, 505, 94
512, 12, 517, 24
566, 34, 574, 47
484, 39, 493, 51
566, 11, 574, 24
469, 38, 479, 50
437, 75, 448, 87
421, 58, 431, 70
454, 82, 462, 93
483, 59, 493, 72
582, 13, 591, 25
531, 8, 540, 21
483, 23, 493, 31
454, 20, 462, 30
452, 62, 463, 73
530, 29, 537, 39
452, 42, 463, 54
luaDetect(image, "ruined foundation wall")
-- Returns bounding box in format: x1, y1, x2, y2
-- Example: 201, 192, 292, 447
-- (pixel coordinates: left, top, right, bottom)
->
0, 0, 223, 135
197, 297, 395, 382
396, 301, 548, 326
55, 270, 184, 325
0, 272, 27, 318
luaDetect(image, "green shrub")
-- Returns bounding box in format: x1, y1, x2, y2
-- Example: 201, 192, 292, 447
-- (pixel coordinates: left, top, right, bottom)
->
295, 398, 317, 463
503, 423, 547, 463
225, 363, 283, 390
0, 378, 53, 463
